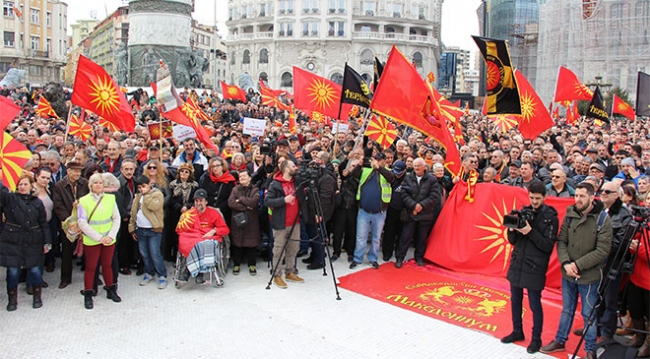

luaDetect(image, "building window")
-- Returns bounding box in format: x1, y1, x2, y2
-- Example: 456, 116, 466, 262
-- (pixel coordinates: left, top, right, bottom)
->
243, 49, 250, 64
46, 38, 50, 52
329, 0, 345, 12
330, 72, 343, 85
30, 35, 39, 50
230, 51, 235, 65
29, 65, 42, 75
302, 21, 318, 36
361, 1, 376, 15
4, 31, 14, 47
388, 2, 402, 17
328, 21, 345, 36
279, 0, 294, 13
412, 52, 423, 67
259, 48, 269, 64
3, 2, 14, 17
30, 8, 38, 24
46, 11, 50, 26
281, 72, 293, 87
360, 49, 374, 65
279, 22, 294, 36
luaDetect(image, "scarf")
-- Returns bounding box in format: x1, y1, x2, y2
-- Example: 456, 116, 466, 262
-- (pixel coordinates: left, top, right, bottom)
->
171, 180, 198, 203
210, 171, 236, 184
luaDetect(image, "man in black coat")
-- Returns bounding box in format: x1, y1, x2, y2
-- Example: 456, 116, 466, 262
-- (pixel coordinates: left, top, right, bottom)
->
394, 158, 441, 268
500, 181, 559, 354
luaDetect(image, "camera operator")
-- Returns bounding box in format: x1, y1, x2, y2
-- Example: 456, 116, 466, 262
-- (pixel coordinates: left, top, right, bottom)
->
593, 181, 633, 343
264, 160, 306, 288
500, 181, 559, 354
301, 151, 337, 270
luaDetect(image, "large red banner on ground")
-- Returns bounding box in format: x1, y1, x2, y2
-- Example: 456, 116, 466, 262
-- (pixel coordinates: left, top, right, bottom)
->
425, 182, 574, 290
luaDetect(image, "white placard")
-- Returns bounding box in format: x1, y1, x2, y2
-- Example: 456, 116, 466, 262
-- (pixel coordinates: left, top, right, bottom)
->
331, 121, 349, 134
173, 125, 197, 142
242, 117, 266, 137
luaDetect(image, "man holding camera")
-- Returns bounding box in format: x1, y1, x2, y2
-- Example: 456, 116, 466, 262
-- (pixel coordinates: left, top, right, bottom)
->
540, 183, 612, 359
500, 181, 559, 354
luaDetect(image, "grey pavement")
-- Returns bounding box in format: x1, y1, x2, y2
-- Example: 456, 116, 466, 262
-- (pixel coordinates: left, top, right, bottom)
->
1, 257, 557, 358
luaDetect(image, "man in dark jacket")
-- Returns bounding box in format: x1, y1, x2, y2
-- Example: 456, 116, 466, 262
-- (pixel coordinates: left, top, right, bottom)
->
540, 182, 612, 359
302, 151, 337, 270
394, 158, 441, 268
52, 162, 89, 288
264, 160, 306, 288
500, 181, 559, 354
116, 159, 138, 274
381, 161, 407, 262
595, 181, 633, 342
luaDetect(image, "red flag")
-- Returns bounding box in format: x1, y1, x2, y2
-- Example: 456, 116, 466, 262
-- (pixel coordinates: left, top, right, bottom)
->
488, 114, 519, 133
293, 66, 353, 119
0, 96, 21, 131
572, 100, 580, 122
0, 132, 31, 191
71, 55, 135, 132
612, 94, 636, 120
260, 79, 290, 111
371, 45, 461, 176
68, 113, 92, 141
425, 182, 573, 290
183, 97, 210, 122
35, 96, 58, 118
514, 69, 554, 140
365, 115, 398, 149
147, 120, 173, 140
554, 66, 593, 102
552, 107, 560, 119
220, 81, 247, 102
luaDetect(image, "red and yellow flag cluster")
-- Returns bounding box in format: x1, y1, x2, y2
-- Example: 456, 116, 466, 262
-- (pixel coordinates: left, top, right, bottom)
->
35, 96, 58, 118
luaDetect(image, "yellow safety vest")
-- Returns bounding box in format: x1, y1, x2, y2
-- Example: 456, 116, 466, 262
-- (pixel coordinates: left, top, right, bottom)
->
356, 168, 392, 204
79, 193, 117, 246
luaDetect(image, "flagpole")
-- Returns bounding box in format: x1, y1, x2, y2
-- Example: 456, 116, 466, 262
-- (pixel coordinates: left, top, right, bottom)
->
332, 121, 340, 160
336, 62, 348, 120
354, 108, 373, 152
63, 103, 74, 143
159, 120, 163, 153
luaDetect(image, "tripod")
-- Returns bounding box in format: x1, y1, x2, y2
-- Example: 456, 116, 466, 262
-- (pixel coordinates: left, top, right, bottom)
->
571, 215, 650, 359
265, 179, 342, 300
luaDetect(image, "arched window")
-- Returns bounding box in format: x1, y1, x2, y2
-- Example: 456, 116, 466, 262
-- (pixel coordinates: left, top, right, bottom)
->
360, 49, 373, 65
259, 72, 268, 83
385, 26, 395, 38
412, 52, 423, 67
281, 72, 293, 87
330, 72, 343, 84
362, 73, 372, 83
259, 48, 269, 64
230, 51, 235, 65
243, 49, 251, 64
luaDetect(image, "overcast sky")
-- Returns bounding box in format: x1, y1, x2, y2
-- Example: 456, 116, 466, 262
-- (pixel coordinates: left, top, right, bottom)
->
67, 0, 482, 51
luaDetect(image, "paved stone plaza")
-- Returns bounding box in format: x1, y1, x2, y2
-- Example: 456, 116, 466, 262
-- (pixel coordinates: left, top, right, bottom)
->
1, 258, 555, 358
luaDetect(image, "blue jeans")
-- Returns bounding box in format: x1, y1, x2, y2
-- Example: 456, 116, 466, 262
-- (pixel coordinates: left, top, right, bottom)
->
6, 266, 42, 290
136, 228, 167, 278
353, 209, 387, 264
555, 277, 600, 352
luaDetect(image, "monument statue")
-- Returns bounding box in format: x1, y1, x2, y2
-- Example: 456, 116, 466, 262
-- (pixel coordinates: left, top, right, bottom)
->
0, 68, 26, 88
114, 42, 128, 86
42, 82, 69, 118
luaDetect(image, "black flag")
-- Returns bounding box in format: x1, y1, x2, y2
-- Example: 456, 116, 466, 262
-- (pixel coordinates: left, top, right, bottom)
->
636, 71, 650, 117
472, 36, 521, 115
340, 63, 373, 109
586, 85, 609, 123
373, 57, 384, 91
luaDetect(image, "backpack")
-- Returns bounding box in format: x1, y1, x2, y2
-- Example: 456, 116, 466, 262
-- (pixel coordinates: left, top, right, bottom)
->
565, 210, 608, 233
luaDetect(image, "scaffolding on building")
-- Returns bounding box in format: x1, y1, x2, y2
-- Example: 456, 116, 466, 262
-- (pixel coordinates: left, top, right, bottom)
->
536, 0, 650, 105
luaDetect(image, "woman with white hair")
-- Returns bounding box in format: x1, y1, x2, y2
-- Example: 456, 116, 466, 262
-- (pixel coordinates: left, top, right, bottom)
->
78, 173, 122, 310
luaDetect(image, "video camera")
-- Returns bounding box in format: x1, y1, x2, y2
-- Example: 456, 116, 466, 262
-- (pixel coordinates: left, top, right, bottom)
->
630, 205, 650, 221
260, 140, 275, 156
298, 159, 322, 182
503, 208, 535, 229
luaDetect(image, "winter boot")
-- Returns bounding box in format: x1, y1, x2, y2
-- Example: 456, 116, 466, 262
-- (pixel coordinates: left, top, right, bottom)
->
32, 285, 42, 309
637, 322, 650, 358
626, 319, 647, 347
6, 289, 17, 311
83, 290, 94, 310
104, 284, 122, 303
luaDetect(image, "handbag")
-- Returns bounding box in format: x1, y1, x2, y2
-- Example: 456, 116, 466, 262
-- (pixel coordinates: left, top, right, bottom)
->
233, 211, 249, 228
62, 203, 82, 242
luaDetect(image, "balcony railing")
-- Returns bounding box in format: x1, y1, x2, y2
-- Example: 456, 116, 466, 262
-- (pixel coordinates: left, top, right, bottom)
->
227, 32, 274, 41
31, 50, 49, 58
352, 32, 435, 45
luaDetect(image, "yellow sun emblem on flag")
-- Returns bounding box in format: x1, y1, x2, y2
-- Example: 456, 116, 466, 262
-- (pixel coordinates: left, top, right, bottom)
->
519, 93, 535, 124
227, 87, 239, 96
176, 209, 197, 232
574, 82, 593, 98
473, 198, 517, 272
307, 79, 337, 110
89, 75, 120, 116
617, 102, 630, 112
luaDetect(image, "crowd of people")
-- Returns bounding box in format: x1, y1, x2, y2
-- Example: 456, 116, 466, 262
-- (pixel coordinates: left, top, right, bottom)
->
0, 84, 648, 358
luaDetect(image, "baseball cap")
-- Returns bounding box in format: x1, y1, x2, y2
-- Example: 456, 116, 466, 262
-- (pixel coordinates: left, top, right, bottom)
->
621, 157, 635, 167
509, 160, 522, 168
373, 152, 387, 160
277, 139, 289, 147
392, 160, 407, 175
193, 189, 208, 200
589, 163, 605, 173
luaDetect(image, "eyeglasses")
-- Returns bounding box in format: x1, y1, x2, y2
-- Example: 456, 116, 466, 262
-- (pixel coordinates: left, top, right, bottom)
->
551, 175, 563, 179
601, 190, 616, 195
148, 166, 157, 170
211, 164, 222, 168
469, 160, 478, 164
179, 169, 190, 174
